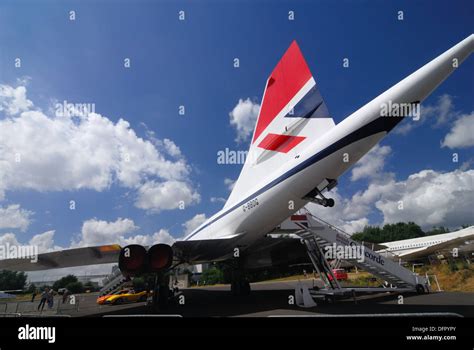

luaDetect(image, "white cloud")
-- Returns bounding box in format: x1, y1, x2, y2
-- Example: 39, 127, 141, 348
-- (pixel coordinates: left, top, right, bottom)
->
0, 84, 33, 116
0, 204, 33, 232
0, 218, 175, 281
0, 232, 21, 247
182, 213, 207, 235
393, 94, 459, 135
340, 218, 370, 234
460, 158, 474, 171
71, 217, 175, 248
351, 145, 392, 181
0, 230, 61, 254
306, 188, 370, 235
374, 169, 474, 228
0, 83, 199, 213
135, 180, 200, 213
121, 229, 175, 246
429, 94, 458, 127
224, 178, 235, 191
441, 112, 474, 149
210, 196, 226, 204
29, 230, 57, 253
307, 168, 474, 233
229, 98, 260, 142
73, 218, 139, 247
162, 138, 182, 158
1, 216, 175, 258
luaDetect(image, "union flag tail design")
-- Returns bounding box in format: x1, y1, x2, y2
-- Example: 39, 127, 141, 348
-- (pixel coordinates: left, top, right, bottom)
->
225, 41, 335, 208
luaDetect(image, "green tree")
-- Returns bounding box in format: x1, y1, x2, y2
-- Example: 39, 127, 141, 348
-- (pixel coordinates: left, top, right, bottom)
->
352, 226, 383, 243
83, 281, 95, 292
65, 281, 83, 293
425, 226, 450, 236
0, 270, 27, 290
52, 275, 78, 291
201, 267, 225, 285
352, 222, 424, 243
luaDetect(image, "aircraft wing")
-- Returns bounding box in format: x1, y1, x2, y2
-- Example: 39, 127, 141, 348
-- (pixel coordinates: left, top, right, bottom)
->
0, 244, 121, 272
174, 213, 312, 267
397, 235, 474, 261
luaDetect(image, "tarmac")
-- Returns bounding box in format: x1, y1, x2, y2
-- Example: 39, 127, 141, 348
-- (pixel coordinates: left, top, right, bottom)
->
64, 279, 474, 317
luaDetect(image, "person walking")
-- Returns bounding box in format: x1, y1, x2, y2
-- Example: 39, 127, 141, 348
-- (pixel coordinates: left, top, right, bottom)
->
37, 288, 48, 311
31, 290, 37, 302
47, 289, 54, 309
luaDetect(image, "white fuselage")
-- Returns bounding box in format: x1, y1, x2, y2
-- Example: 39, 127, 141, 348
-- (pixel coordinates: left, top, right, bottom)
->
379, 227, 474, 257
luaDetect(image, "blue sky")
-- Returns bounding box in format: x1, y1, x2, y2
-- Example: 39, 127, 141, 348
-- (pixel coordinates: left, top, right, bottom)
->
0, 0, 473, 258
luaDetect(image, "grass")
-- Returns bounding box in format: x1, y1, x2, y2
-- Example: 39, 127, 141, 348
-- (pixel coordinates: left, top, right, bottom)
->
417, 261, 474, 292
191, 261, 474, 292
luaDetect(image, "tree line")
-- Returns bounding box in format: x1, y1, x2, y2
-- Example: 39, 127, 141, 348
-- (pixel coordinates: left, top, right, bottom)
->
350, 222, 466, 243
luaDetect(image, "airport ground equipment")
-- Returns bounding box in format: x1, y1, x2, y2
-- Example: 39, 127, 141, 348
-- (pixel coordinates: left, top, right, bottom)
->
295, 212, 430, 301
100, 266, 128, 296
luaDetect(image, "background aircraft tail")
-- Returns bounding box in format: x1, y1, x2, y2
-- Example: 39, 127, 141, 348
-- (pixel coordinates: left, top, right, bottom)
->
225, 41, 335, 208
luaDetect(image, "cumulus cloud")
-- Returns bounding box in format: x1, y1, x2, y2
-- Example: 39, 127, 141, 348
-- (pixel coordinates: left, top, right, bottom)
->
73, 218, 139, 247
0, 82, 199, 213
0, 204, 33, 232
135, 180, 200, 213
182, 213, 207, 235
1, 216, 176, 260
0, 217, 175, 253
120, 229, 175, 246
441, 112, 474, 149
306, 188, 370, 235
374, 169, 474, 228
71, 217, 174, 248
28, 230, 57, 253
229, 98, 260, 142
394, 94, 459, 135
0, 232, 21, 247
307, 168, 474, 233
0, 230, 60, 253
393, 94, 474, 152
351, 145, 392, 181
0, 84, 33, 116
161, 138, 182, 158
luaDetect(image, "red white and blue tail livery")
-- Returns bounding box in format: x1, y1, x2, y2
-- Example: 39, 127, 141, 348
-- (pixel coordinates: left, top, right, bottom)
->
226, 41, 335, 209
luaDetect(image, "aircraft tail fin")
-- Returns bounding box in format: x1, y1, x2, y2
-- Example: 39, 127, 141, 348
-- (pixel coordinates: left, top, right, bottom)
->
225, 41, 335, 208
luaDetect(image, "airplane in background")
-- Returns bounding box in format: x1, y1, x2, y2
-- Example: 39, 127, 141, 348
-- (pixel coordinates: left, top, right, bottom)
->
0, 34, 472, 305
376, 226, 474, 262
261, 209, 474, 264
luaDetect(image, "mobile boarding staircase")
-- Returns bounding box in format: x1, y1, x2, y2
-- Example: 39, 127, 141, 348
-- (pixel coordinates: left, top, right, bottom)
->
295, 211, 430, 301
99, 265, 129, 296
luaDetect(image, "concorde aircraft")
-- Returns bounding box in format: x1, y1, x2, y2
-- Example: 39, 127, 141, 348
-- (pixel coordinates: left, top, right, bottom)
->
0, 34, 472, 303
376, 226, 474, 261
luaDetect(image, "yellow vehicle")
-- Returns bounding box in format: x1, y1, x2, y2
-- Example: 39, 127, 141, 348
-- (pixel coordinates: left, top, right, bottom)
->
104, 289, 148, 305
96, 289, 130, 305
